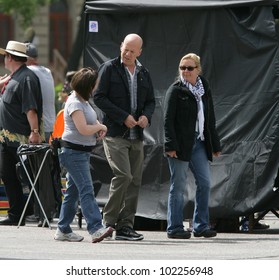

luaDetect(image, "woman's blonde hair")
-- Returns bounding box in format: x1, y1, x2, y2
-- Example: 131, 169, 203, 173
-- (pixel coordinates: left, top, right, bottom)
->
175, 53, 202, 81
179, 53, 202, 73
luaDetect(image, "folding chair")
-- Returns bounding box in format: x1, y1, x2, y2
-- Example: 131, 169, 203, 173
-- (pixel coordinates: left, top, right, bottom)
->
17, 144, 53, 229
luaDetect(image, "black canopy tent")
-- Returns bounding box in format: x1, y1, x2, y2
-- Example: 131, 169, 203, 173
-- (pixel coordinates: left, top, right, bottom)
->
83, 0, 279, 222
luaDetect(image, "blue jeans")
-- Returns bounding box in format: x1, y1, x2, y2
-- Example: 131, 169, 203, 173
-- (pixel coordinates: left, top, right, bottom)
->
58, 147, 103, 235
167, 138, 211, 234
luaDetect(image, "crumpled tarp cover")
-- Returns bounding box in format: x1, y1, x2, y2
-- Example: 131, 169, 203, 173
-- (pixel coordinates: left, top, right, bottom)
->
84, 0, 279, 220
17, 144, 51, 155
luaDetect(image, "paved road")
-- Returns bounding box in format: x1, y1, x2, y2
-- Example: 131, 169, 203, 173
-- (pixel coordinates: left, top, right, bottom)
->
1, 213, 279, 280
0, 213, 279, 260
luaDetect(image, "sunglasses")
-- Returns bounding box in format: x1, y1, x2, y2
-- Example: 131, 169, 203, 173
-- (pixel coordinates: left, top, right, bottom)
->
179, 66, 197, 71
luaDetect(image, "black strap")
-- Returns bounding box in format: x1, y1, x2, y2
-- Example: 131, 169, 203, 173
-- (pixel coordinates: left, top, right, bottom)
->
60, 140, 93, 152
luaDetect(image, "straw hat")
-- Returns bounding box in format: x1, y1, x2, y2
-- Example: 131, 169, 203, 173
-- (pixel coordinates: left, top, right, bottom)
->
0, 40, 29, 58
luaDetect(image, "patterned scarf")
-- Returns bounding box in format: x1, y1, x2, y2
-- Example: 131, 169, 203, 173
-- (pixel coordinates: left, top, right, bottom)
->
181, 75, 205, 140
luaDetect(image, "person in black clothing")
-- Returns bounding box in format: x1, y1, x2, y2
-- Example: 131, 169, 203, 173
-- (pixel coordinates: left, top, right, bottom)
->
94, 33, 155, 241
164, 53, 221, 239
0, 41, 43, 226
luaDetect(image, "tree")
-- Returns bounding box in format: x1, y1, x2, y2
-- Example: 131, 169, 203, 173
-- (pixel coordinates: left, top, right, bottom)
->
0, 0, 58, 29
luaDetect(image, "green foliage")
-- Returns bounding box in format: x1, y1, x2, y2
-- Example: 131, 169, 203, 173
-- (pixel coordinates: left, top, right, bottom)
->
0, 0, 58, 29
55, 82, 63, 95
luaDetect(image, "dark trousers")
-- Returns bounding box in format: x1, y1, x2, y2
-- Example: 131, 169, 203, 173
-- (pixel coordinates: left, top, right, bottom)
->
0, 143, 25, 220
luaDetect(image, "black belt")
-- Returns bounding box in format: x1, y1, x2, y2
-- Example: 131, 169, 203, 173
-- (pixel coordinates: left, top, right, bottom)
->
60, 140, 94, 152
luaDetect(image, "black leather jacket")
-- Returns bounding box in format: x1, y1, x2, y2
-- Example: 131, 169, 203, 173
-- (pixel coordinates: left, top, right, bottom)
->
94, 57, 155, 139
164, 76, 221, 161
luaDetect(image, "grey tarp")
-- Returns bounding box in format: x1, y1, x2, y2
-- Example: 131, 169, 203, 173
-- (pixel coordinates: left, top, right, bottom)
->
83, 0, 279, 220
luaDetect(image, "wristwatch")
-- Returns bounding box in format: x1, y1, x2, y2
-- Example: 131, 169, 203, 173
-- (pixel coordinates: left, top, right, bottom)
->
31, 128, 39, 134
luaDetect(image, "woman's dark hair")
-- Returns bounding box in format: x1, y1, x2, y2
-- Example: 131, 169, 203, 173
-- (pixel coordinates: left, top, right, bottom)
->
70, 67, 98, 101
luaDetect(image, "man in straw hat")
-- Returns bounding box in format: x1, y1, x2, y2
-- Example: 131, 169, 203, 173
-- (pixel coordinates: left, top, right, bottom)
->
0, 40, 43, 226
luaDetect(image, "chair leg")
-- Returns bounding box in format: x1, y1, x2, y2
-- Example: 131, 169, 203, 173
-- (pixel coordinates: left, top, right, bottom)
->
78, 212, 82, 229
248, 214, 254, 233
76, 207, 83, 229
270, 209, 279, 218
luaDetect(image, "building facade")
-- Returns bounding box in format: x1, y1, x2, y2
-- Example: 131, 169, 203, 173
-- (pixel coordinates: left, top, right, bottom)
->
0, 0, 84, 82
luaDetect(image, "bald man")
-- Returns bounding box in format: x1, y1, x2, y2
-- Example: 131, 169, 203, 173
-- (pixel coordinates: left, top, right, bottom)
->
94, 34, 155, 241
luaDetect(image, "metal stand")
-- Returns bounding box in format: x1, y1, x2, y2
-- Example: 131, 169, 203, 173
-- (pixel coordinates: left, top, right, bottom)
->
17, 144, 53, 229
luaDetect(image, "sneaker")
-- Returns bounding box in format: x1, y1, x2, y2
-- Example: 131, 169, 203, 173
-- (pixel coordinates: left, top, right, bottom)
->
240, 220, 249, 232
115, 226, 144, 241
25, 214, 39, 223
54, 228, 84, 242
38, 220, 51, 228
91, 226, 114, 243
193, 229, 217, 238
167, 230, 191, 239
253, 221, 270, 230
104, 224, 115, 240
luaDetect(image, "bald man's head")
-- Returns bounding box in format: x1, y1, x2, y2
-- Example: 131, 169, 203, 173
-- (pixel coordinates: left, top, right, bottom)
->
120, 33, 143, 67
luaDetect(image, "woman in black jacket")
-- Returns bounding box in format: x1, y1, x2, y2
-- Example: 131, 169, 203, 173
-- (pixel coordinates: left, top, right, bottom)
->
164, 53, 221, 239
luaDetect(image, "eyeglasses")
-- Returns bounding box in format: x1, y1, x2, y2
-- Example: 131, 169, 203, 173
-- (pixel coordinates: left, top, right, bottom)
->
179, 66, 197, 71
